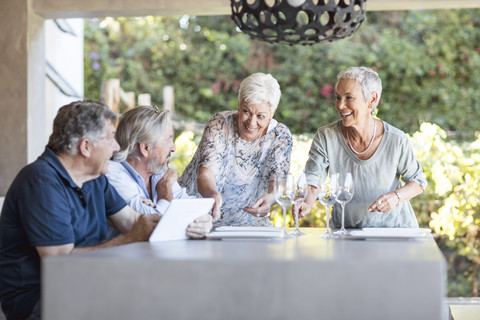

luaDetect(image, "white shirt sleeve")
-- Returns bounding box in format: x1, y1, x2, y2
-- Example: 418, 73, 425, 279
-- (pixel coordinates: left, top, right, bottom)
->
106, 161, 161, 215
145, 172, 197, 215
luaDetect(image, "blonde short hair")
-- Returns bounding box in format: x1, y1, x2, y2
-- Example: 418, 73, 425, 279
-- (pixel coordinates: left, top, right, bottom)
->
113, 106, 170, 162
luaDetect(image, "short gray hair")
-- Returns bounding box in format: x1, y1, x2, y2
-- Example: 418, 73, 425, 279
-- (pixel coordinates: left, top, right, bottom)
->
336, 67, 383, 114
113, 106, 170, 162
47, 100, 117, 155
238, 72, 281, 112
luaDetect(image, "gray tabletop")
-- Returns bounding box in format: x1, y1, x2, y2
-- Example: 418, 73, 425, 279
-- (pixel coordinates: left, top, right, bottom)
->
43, 228, 448, 320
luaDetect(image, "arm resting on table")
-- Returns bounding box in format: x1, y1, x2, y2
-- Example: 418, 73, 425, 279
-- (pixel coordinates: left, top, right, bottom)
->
36, 206, 160, 258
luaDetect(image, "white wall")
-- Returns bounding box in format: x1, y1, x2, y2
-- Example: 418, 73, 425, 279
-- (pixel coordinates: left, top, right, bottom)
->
44, 19, 84, 152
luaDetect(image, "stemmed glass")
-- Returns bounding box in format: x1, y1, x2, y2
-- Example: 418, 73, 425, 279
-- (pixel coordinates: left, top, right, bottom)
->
334, 172, 354, 235
289, 172, 308, 237
318, 172, 338, 237
274, 174, 295, 238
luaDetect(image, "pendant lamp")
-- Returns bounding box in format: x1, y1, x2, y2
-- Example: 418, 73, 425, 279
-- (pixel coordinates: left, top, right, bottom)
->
230, 0, 367, 45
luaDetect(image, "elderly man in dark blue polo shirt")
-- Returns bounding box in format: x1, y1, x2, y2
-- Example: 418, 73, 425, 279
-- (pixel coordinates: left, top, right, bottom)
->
0, 100, 213, 320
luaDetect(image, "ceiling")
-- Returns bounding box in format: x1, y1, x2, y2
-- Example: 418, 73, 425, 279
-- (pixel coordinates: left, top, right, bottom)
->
33, 0, 480, 19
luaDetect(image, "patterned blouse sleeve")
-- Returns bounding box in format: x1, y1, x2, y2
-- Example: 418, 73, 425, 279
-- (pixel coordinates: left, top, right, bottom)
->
196, 112, 228, 176
267, 124, 293, 181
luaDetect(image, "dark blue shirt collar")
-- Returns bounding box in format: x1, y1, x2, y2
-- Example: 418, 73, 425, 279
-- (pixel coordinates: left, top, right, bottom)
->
40, 146, 79, 189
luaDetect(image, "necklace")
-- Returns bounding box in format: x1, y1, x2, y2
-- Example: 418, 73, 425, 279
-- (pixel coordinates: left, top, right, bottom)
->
346, 119, 377, 155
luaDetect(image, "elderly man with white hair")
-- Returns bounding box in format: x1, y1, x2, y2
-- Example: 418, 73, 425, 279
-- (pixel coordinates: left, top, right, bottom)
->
106, 106, 212, 239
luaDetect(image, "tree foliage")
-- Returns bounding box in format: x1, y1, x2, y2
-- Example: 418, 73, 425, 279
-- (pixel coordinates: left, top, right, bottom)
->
84, 9, 480, 297
170, 125, 480, 297
85, 9, 480, 137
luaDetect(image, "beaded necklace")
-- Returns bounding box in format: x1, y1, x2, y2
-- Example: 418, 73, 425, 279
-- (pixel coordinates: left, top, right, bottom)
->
346, 119, 377, 155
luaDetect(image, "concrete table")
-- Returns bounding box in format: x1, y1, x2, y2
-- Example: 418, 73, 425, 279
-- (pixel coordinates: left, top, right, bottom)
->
42, 228, 447, 320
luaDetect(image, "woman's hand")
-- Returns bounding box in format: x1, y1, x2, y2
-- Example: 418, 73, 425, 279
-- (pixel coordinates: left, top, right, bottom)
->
186, 214, 213, 239
369, 182, 423, 213
294, 201, 312, 220
197, 167, 222, 222
211, 192, 223, 221
296, 185, 318, 219
368, 192, 399, 213
243, 193, 275, 217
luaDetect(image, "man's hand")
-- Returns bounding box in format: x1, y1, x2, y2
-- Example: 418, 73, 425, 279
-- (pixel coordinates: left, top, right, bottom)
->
186, 214, 213, 239
155, 168, 177, 202
141, 197, 156, 208
125, 214, 161, 242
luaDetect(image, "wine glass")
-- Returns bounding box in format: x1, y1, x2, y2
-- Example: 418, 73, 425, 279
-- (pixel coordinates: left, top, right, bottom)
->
318, 172, 338, 237
334, 172, 354, 235
289, 172, 308, 237
274, 174, 295, 238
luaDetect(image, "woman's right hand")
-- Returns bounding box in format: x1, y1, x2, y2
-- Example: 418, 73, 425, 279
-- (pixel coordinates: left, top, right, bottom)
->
211, 192, 223, 221
197, 166, 222, 222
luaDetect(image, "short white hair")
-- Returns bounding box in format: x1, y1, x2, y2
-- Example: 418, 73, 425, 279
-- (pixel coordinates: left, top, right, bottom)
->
336, 67, 382, 114
238, 72, 281, 112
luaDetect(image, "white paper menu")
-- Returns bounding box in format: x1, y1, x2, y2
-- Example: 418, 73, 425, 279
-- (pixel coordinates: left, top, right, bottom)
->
149, 198, 214, 242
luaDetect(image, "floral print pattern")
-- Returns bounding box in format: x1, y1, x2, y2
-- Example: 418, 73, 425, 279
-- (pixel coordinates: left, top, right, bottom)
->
178, 111, 293, 226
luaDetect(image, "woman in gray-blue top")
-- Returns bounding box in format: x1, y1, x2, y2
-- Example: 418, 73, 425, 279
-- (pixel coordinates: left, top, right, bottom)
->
299, 67, 427, 228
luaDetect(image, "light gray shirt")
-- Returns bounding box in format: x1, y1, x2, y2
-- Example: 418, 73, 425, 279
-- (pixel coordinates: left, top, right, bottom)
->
305, 120, 427, 228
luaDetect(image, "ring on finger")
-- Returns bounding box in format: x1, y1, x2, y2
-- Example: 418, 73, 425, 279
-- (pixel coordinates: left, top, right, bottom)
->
378, 200, 382, 205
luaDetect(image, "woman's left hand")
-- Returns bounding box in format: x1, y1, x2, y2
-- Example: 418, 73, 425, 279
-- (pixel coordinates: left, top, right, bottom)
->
294, 201, 312, 219
369, 192, 400, 213
243, 194, 275, 218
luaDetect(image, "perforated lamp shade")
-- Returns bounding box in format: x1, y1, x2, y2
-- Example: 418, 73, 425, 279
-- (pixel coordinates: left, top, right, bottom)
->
230, 0, 367, 45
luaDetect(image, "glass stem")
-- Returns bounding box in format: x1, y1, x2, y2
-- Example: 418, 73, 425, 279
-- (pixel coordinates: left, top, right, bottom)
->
340, 203, 346, 232
282, 206, 287, 233
325, 205, 330, 234
295, 210, 299, 230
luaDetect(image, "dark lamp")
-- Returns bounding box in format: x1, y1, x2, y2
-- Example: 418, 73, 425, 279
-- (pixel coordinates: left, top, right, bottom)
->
230, 0, 367, 45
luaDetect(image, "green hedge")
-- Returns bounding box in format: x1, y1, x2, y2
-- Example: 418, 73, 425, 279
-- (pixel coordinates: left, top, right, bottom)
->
170, 123, 480, 297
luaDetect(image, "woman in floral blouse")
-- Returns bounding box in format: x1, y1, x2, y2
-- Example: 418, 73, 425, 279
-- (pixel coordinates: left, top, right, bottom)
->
178, 73, 293, 227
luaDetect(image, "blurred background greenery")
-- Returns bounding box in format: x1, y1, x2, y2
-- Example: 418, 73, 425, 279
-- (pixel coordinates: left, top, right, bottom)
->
84, 9, 480, 297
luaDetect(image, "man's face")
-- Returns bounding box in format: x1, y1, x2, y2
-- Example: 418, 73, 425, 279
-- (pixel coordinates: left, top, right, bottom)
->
146, 122, 176, 175
90, 120, 120, 176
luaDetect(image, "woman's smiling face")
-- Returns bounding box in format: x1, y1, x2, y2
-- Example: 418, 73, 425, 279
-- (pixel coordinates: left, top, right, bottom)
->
335, 79, 373, 127
237, 102, 273, 141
